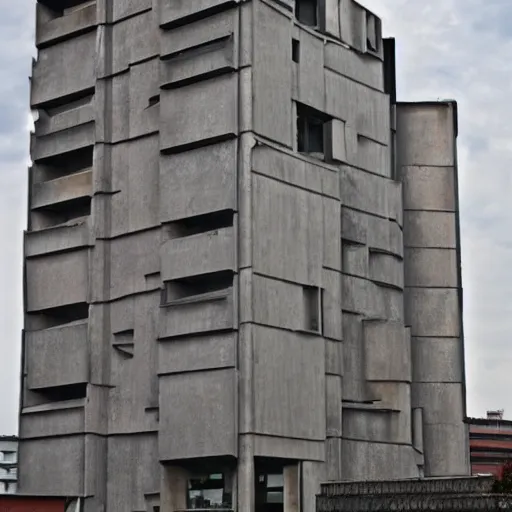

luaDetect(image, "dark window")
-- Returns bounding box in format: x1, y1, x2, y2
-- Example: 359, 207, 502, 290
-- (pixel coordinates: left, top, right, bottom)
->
296, 0, 317, 27
297, 103, 329, 159
188, 473, 232, 510
303, 286, 322, 333
165, 209, 234, 239
164, 270, 233, 304
292, 39, 300, 63
366, 12, 380, 53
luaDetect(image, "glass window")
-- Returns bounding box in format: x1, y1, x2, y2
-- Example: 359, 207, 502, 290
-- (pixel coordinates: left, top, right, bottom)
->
188, 473, 232, 510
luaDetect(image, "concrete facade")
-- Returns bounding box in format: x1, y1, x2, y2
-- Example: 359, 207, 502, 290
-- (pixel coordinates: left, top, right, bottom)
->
20, 0, 469, 510
0, 437, 18, 494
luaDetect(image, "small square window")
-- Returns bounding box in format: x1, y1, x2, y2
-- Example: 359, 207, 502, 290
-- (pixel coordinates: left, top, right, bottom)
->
296, 0, 317, 27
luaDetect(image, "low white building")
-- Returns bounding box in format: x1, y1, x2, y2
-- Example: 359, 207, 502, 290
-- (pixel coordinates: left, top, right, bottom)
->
0, 436, 18, 494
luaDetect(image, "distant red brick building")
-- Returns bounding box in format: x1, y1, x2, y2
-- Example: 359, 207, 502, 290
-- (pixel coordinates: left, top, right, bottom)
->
468, 410, 512, 478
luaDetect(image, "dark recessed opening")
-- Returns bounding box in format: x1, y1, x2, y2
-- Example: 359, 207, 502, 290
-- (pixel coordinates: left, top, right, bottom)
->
166, 209, 234, 239
292, 39, 300, 63
164, 270, 233, 303
148, 94, 160, 107
366, 12, 380, 53
35, 146, 93, 181
38, 0, 95, 17
303, 286, 322, 333
296, 0, 317, 27
297, 103, 329, 159
27, 302, 89, 330
37, 383, 87, 402
32, 196, 92, 230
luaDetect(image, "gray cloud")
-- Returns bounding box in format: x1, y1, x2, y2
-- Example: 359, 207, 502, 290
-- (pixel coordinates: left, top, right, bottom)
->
0, 0, 509, 433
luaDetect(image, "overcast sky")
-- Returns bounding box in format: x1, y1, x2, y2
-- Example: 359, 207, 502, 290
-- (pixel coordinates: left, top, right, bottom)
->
0, 0, 510, 434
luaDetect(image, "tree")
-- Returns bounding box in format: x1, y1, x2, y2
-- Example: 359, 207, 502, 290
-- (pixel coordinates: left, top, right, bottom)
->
493, 460, 512, 493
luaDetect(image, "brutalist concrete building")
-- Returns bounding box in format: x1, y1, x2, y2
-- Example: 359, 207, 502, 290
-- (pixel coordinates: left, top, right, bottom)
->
19, 0, 469, 510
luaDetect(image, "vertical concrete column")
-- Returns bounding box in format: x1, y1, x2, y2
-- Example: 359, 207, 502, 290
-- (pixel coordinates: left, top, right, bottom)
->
397, 101, 469, 477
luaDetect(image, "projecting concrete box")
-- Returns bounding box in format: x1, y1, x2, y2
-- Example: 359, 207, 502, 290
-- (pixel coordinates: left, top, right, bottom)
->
159, 369, 237, 460
25, 321, 88, 390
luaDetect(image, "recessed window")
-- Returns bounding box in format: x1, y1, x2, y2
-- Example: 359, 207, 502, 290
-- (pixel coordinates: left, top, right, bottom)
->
188, 473, 232, 510
292, 39, 300, 63
296, 0, 317, 27
297, 103, 330, 160
303, 285, 322, 333
366, 12, 380, 53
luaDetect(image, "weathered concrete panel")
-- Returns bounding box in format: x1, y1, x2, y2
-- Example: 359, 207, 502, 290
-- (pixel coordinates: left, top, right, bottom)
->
31, 31, 96, 107
108, 293, 160, 435
402, 166, 456, 211
253, 1, 292, 146
32, 123, 95, 161
325, 69, 389, 145
397, 103, 456, 167
159, 288, 235, 339
35, 97, 95, 137
411, 383, 464, 425
343, 408, 396, 443
110, 60, 159, 142
323, 268, 342, 340
363, 320, 411, 382
252, 144, 339, 199
159, 369, 237, 460
36, 3, 96, 48
341, 440, 420, 481
369, 251, 404, 290
106, 230, 160, 301
160, 8, 237, 57
107, 434, 159, 512
252, 174, 323, 285
323, 198, 342, 271
161, 227, 236, 281
112, 0, 152, 22
324, 42, 383, 91
342, 275, 403, 320
160, 140, 237, 222
405, 288, 460, 338
342, 208, 403, 257
325, 339, 343, 376
160, 0, 238, 27
18, 436, 84, 495
298, 29, 325, 111
26, 321, 88, 389
160, 37, 236, 88
252, 274, 303, 331
20, 406, 85, 438
412, 338, 463, 383
25, 219, 91, 256
342, 313, 365, 401
253, 435, 325, 461
423, 424, 468, 477
405, 248, 458, 288
106, 10, 158, 76
32, 170, 92, 210
343, 243, 369, 277
160, 73, 238, 151
404, 211, 457, 249
253, 326, 325, 440
340, 166, 390, 219
109, 136, 160, 235
159, 333, 236, 375
326, 375, 342, 437
26, 250, 88, 311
